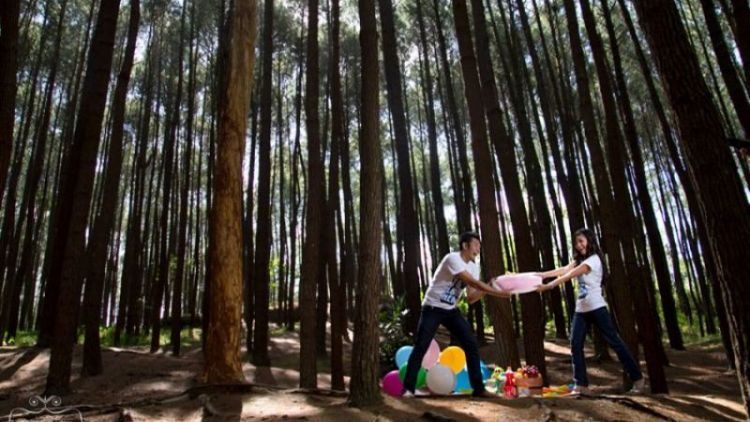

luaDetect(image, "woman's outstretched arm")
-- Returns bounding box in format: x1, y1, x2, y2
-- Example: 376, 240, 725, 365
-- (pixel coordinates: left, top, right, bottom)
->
536, 262, 591, 293
536, 261, 575, 279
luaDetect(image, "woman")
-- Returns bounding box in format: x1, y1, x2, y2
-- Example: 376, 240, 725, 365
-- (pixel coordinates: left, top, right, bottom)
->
535, 228, 645, 394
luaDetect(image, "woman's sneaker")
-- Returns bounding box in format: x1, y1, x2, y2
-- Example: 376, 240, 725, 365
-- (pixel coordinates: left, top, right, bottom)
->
571, 385, 591, 395
628, 378, 646, 394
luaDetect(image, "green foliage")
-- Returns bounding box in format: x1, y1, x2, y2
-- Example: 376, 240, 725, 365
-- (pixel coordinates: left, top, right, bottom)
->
676, 309, 722, 347
683, 332, 723, 348
4, 331, 37, 347
4, 327, 203, 349
92, 326, 203, 348
270, 324, 292, 336
457, 299, 468, 315
379, 295, 411, 376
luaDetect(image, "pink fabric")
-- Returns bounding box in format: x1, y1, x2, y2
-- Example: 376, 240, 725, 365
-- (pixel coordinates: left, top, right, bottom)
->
492, 273, 543, 294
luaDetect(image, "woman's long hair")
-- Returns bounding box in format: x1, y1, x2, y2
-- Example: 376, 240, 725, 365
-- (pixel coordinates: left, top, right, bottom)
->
572, 228, 603, 265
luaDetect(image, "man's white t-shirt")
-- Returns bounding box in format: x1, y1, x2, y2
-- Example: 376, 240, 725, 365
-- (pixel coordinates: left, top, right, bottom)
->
575, 254, 607, 313
423, 252, 480, 310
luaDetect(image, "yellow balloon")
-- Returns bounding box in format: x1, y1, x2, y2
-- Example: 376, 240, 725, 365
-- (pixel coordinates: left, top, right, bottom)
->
438, 346, 466, 373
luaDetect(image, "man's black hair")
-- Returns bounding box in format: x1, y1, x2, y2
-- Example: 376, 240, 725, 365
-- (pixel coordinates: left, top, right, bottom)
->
459, 231, 481, 251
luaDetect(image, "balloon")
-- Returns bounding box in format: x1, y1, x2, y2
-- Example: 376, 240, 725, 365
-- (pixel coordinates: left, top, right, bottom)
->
398, 364, 427, 389
454, 369, 473, 393
395, 345, 413, 368
422, 339, 440, 369
382, 370, 404, 397
439, 346, 466, 373
426, 364, 455, 395
492, 273, 543, 294
480, 361, 491, 381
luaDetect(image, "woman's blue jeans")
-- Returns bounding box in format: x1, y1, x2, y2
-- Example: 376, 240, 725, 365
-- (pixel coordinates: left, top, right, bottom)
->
570, 306, 643, 386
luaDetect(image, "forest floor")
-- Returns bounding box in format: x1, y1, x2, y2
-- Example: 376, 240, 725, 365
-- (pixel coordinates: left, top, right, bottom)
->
0, 325, 744, 421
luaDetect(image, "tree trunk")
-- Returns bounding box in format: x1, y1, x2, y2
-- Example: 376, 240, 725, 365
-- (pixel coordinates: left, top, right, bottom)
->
561, 0, 641, 379
340, 66, 358, 333
495, 0, 566, 343
377, 0, 423, 335
535, 0, 583, 319
451, 0, 520, 370
415, 0, 449, 258
619, 0, 730, 352
698, 0, 750, 136
651, 145, 693, 325
516, 0, 577, 324
276, 71, 287, 332
151, 0, 187, 353
45, 0, 122, 395
316, 97, 330, 358
728, 0, 750, 87
0, 0, 20, 206
117, 40, 154, 343
244, 87, 258, 353
252, 0, 274, 367
328, 0, 345, 391
349, 0, 382, 404
484, 0, 551, 367
287, 31, 304, 330
190, 101, 206, 331
203, 0, 257, 384
0, 0, 66, 343
12, 4, 53, 346
82, 0, 139, 374
172, 0, 199, 356
599, 0, 684, 351
578, 0, 668, 390
299, 0, 323, 388
631, 0, 750, 412
431, 0, 473, 233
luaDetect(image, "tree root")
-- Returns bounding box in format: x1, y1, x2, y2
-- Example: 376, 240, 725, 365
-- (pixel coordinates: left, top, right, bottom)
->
420, 410, 456, 421
1, 382, 348, 420
588, 394, 675, 421
535, 398, 557, 421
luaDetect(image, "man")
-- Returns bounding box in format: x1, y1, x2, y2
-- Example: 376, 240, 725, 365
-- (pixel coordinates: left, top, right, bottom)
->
402, 231, 510, 397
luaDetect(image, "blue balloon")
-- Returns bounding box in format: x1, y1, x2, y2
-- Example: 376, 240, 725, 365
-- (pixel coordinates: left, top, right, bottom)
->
480, 361, 491, 381
454, 369, 473, 393
395, 345, 413, 368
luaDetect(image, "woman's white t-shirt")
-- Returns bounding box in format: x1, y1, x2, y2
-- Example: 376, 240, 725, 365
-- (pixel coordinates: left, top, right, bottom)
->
423, 252, 479, 310
575, 254, 607, 313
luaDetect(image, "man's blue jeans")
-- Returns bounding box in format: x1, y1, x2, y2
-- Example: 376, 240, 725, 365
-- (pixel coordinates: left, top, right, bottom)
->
570, 306, 643, 386
403, 305, 485, 395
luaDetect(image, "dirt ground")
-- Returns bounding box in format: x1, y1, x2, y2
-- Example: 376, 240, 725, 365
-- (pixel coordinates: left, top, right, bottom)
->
0, 327, 745, 421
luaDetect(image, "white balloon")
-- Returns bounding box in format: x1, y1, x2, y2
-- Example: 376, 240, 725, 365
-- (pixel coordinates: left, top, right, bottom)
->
426, 363, 456, 395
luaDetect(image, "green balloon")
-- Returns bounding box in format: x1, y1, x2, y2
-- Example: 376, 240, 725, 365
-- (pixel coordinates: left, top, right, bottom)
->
417, 368, 426, 388
399, 364, 427, 389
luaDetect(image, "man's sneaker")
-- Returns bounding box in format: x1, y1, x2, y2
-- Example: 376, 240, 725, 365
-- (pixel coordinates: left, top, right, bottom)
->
571, 385, 591, 395
402, 390, 415, 398
628, 378, 646, 394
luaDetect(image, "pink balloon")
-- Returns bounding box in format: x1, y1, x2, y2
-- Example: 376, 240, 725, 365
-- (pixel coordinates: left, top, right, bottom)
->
422, 339, 440, 369
382, 370, 404, 397
492, 273, 542, 294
